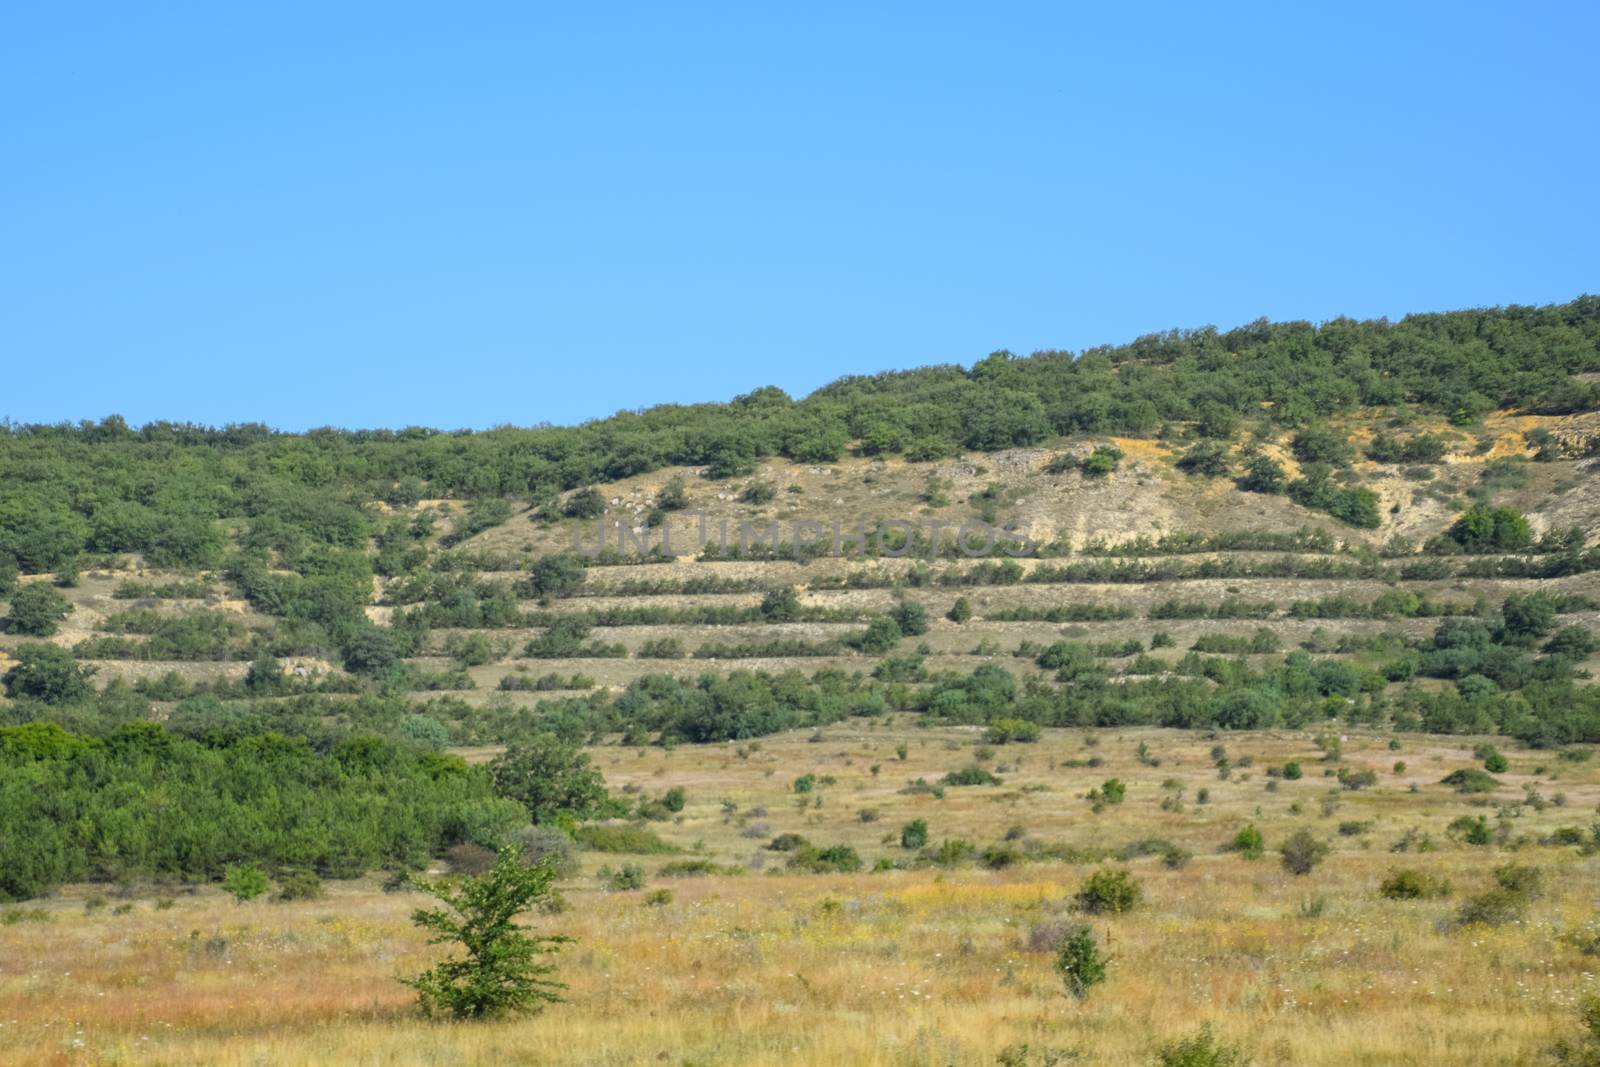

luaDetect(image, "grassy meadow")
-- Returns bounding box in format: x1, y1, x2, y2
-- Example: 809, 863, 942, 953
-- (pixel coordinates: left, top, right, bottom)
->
4, 722, 1598, 1066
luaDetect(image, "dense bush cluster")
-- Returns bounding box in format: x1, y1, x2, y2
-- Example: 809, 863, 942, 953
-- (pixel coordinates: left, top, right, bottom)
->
0, 722, 526, 901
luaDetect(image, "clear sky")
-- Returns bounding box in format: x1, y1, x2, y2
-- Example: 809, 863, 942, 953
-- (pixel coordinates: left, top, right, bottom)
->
3, 2, 1596, 431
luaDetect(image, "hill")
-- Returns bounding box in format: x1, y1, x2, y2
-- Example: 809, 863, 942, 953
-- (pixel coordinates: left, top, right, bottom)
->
2, 298, 1600, 1065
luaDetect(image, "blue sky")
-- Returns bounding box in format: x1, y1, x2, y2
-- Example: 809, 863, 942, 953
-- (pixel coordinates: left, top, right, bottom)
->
3, 2, 1596, 431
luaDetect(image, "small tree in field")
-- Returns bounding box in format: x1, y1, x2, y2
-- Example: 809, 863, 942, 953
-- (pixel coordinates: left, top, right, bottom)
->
1054, 924, 1108, 999
222, 862, 269, 903
402, 847, 570, 1019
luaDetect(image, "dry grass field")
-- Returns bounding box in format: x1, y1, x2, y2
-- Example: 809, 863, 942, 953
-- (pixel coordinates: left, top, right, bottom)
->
4, 722, 1598, 1067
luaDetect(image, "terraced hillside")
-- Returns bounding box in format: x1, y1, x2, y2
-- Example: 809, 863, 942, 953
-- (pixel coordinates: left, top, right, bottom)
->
7, 408, 1598, 738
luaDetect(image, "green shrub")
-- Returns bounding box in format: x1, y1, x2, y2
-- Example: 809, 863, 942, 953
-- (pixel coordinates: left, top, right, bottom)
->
222, 862, 269, 903
1075, 867, 1141, 914
1231, 826, 1264, 860
942, 765, 1002, 787
1054, 925, 1108, 999
563, 488, 605, 519
1153, 1025, 1251, 1067
766, 833, 811, 852
573, 825, 677, 855
2, 583, 73, 636
890, 600, 929, 637
274, 868, 323, 902
787, 844, 862, 873
1548, 995, 1600, 1066
1492, 863, 1545, 899
1087, 778, 1126, 810
1280, 830, 1328, 876
1441, 768, 1500, 793
1456, 887, 1528, 928
900, 819, 929, 850
984, 719, 1041, 744
1378, 868, 1451, 900
602, 863, 646, 890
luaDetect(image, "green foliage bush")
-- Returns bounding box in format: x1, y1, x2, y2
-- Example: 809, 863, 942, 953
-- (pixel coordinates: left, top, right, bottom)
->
0, 723, 526, 902
1153, 1026, 1251, 1067
222, 862, 269, 903
942, 765, 1002, 787
1280, 830, 1328, 876
2, 645, 95, 703
1231, 826, 1264, 859
1378, 868, 1451, 900
3, 583, 73, 636
1441, 767, 1501, 793
1075, 867, 1141, 914
900, 819, 929, 850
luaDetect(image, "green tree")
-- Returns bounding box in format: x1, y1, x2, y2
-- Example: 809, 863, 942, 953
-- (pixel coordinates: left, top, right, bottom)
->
402, 848, 571, 1019
222, 862, 270, 903
3, 583, 73, 636
1177, 442, 1232, 477
341, 627, 400, 678
1290, 426, 1353, 467
854, 617, 902, 654
562, 488, 606, 519
1501, 593, 1557, 642
490, 734, 608, 823
760, 587, 801, 622
243, 650, 285, 694
1448, 504, 1531, 552
2, 644, 95, 703
890, 600, 929, 636
946, 597, 972, 624
1238, 455, 1287, 494
1054, 925, 1107, 999
528, 553, 587, 599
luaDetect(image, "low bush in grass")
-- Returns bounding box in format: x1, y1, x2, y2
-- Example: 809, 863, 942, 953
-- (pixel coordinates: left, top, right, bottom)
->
1230, 825, 1264, 859
1378, 868, 1452, 900
1153, 1026, 1251, 1067
1441, 768, 1501, 793
658, 859, 742, 878
985, 718, 1041, 744
1281, 831, 1328, 876
1076, 867, 1141, 914
573, 825, 678, 854
942, 765, 1003, 787
785, 844, 862, 874
274, 868, 323, 902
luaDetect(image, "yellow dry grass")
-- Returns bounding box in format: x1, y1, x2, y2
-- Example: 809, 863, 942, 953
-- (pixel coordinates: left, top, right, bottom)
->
3, 725, 1598, 1066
